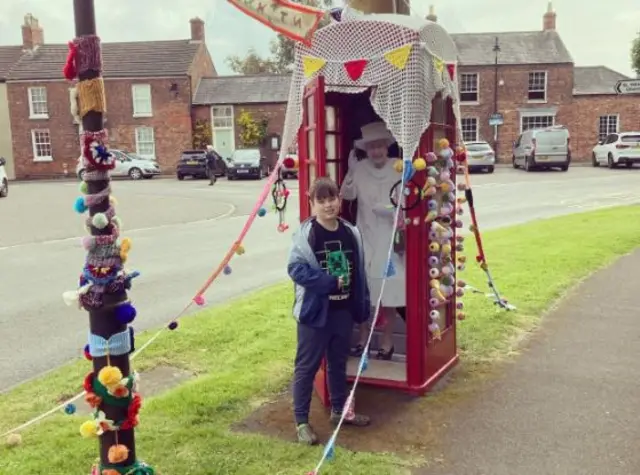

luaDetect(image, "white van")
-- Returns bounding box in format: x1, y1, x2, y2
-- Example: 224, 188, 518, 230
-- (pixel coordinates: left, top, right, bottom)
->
512, 125, 571, 172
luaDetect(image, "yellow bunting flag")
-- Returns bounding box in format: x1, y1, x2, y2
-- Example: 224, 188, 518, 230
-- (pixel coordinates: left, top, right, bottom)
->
433, 56, 445, 74
384, 44, 413, 71
302, 55, 327, 78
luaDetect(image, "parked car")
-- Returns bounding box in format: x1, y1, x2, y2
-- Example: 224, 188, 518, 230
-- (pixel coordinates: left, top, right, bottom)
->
282, 153, 298, 179
227, 149, 269, 180
512, 125, 571, 172
464, 141, 495, 173
176, 149, 227, 180
0, 157, 8, 198
591, 132, 640, 168
77, 150, 161, 180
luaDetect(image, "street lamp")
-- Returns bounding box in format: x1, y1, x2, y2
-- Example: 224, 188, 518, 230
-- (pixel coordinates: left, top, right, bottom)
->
492, 36, 500, 157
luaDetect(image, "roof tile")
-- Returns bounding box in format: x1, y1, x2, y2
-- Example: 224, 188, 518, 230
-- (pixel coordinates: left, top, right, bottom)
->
193, 74, 291, 105
573, 66, 630, 95
0, 46, 25, 80
7, 40, 200, 81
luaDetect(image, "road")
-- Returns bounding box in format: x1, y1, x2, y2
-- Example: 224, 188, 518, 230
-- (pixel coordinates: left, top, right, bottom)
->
1, 166, 639, 392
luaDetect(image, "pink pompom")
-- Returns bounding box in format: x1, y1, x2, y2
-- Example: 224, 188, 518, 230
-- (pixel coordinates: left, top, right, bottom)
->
193, 295, 205, 306
81, 236, 94, 250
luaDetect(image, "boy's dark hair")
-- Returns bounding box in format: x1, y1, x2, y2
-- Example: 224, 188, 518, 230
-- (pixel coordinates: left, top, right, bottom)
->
309, 176, 339, 201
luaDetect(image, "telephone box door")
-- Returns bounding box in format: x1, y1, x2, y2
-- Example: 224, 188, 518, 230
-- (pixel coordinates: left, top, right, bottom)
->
298, 75, 329, 406
298, 75, 327, 220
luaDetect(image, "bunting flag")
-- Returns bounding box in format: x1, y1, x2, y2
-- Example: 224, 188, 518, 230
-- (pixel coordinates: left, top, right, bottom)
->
227, 0, 325, 46
302, 55, 327, 78
344, 59, 368, 81
446, 63, 456, 80
383, 44, 413, 70
433, 56, 445, 74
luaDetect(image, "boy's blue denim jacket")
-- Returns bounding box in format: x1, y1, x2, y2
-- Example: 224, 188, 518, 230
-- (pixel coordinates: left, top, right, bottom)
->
287, 217, 371, 328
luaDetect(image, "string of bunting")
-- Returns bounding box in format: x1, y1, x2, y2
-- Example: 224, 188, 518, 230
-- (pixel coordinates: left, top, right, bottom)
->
1, 152, 294, 447
302, 42, 456, 81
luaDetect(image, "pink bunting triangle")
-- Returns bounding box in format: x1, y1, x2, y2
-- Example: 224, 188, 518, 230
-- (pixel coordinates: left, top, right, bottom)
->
344, 59, 368, 81
446, 63, 456, 80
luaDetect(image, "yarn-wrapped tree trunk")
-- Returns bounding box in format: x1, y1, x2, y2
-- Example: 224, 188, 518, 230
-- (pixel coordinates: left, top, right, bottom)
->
67, 1, 153, 473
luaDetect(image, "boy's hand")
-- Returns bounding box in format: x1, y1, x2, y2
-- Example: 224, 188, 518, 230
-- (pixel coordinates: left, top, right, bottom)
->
337, 276, 345, 289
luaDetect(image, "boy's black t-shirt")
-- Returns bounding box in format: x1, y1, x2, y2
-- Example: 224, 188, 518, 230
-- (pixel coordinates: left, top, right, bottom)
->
311, 220, 356, 310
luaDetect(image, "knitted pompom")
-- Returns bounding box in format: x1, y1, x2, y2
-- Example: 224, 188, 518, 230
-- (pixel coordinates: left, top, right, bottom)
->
79, 181, 88, 194
81, 236, 94, 251
107, 444, 129, 463
115, 302, 137, 324
74, 196, 88, 213
92, 213, 109, 229
98, 366, 123, 388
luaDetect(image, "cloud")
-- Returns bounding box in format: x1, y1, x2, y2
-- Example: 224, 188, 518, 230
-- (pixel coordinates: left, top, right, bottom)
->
0, 0, 636, 76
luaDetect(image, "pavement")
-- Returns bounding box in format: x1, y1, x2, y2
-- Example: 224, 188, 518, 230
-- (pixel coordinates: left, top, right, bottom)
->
1, 167, 640, 392
419, 249, 640, 475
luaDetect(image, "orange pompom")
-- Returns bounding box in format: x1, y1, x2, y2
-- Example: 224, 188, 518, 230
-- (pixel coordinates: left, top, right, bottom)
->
111, 385, 130, 398
102, 470, 120, 475
85, 392, 102, 408
107, 444, 129, 464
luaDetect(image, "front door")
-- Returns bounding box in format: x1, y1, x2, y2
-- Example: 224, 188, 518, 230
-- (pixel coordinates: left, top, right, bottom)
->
214, 129, 234, 160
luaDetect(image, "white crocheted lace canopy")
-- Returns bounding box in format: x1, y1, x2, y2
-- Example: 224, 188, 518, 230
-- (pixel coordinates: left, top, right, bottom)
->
278, 8, 461, 164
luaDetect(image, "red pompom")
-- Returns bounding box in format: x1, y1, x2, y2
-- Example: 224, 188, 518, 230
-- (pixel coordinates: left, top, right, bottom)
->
83, 344, 92, 361
455, 151, 467, 163
283, 157, 295, 169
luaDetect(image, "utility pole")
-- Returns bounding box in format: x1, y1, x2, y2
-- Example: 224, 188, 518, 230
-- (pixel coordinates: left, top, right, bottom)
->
492, 36, 500, 158
71, 1, 144, 472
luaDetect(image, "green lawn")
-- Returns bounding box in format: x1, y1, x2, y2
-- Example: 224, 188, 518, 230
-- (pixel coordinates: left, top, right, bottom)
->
1, 206, 639, 475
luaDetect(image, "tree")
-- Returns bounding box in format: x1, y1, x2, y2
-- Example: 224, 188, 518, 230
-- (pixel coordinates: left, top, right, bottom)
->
237, 110, 269, 147
225, 0, 333, 75
632, 31, 640, 77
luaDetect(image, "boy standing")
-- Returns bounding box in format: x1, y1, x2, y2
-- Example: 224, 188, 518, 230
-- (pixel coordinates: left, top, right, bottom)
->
287, 177, 371, 445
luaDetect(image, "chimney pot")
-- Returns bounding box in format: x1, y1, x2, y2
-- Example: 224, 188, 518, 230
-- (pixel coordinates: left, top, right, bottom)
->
190, 17, 205, 43
543, 2, 556, 30
21, 13, 44, 51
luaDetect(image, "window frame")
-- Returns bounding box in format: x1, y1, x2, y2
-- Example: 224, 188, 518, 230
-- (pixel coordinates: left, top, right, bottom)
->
31, 129, 53, 162
135, 126, 156, 159
460, 117, 479, 142
132, 84, 153, 118
527, 71, 547, 102
598, 115, 619, 142
459, 73, 479, 103
28, 87, 49, 119
520, 115, 555, 133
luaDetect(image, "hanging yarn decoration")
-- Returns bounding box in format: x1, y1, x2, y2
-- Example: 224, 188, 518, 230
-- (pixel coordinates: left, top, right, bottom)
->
77, 77, 107, 118
81, 130, 115, 171
271, 173, 289, 232
115, 302, 137, 324
63, 41, 78, 80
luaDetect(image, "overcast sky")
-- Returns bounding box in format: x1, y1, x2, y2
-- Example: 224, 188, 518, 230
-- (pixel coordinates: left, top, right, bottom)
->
0, 0, 637, 77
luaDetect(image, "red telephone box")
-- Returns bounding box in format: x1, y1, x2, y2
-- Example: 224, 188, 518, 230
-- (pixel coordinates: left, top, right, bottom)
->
281, 10, 463, 405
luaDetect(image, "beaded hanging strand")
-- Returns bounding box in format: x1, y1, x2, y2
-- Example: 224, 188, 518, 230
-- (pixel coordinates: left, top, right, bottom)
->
67, 1, 153, 473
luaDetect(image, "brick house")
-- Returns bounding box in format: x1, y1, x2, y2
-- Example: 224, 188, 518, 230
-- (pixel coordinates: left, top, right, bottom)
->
438, 4, 640, 162
5, 15, 215, 179
0, 45, 23, 180
192, 74, 291, 167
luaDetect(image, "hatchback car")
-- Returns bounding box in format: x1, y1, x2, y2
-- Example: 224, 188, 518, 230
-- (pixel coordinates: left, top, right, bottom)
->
464, 141, 495, 173
592, 132, 640, 168
176, 150, 227, 180
0, 157, 8, 198
227, 149, 269, 180
77, 150, 161, 180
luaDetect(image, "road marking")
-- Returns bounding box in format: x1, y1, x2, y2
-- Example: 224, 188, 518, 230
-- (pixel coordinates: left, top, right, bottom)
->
0, 203, 237, 252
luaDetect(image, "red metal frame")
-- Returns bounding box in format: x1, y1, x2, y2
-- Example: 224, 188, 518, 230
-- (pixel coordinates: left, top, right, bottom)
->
297, 82, 459, 402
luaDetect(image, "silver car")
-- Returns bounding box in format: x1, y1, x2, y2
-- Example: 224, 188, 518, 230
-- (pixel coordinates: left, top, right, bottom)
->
77, 150, 161, 180
464, 141, 495, 173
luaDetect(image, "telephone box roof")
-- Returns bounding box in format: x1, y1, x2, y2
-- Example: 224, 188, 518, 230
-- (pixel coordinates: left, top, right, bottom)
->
279, 8, 462, 164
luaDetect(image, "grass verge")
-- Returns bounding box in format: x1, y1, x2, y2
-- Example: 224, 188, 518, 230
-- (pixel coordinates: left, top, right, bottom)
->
1, 206, 640, 475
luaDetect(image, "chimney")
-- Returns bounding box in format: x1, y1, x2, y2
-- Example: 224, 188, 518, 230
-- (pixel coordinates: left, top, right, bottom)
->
190, 17, 205, 43
543, 2, 556, 30
426, 5, 438, 22
22, 13, 44, 51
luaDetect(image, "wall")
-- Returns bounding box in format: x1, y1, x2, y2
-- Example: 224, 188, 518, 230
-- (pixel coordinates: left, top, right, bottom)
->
0, 83, 15, 179
192, 102, 287, 167
572, 94, 640, 160
8, 77, 193, 179
458, 63, 574, 162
